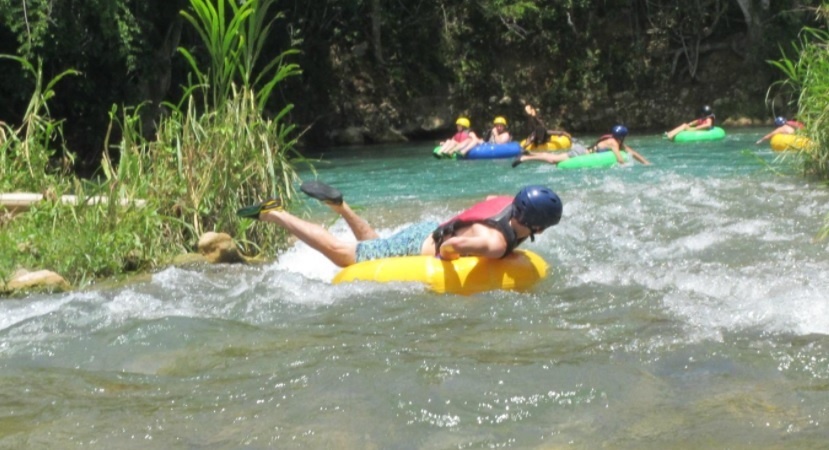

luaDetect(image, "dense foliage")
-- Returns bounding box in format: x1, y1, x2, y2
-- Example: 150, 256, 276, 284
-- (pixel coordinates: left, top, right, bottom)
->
0, 0, 823, 156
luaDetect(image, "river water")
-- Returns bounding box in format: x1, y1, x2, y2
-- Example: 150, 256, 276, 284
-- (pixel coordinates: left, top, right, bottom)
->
2, 129, 829, 449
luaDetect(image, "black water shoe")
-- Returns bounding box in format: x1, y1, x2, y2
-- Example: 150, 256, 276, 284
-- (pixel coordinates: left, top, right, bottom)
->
237, 198, 283, 219
511, 157, 523, 168
300, 181, 343, 205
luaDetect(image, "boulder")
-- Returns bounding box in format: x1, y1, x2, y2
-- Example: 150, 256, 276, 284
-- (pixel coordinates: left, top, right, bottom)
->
197, 232, 247, 264
330, 126, 367, 145
367, 126, 408, 143
7, 269, 70, 292
721, 116, 757, 127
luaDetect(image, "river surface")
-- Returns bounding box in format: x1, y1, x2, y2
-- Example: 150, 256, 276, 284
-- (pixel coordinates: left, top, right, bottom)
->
2, 129, 829, 449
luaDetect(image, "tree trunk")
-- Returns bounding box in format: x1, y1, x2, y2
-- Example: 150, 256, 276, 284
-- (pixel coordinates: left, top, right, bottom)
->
138, 17, 183, 139
733, 0, 767, 62
371, 0, 384, 64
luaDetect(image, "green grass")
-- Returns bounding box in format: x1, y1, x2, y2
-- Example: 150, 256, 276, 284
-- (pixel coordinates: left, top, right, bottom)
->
0, 189, 168, 285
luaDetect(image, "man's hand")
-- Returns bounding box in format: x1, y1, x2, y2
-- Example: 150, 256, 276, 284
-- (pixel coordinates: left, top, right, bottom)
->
439, 243, 460, 260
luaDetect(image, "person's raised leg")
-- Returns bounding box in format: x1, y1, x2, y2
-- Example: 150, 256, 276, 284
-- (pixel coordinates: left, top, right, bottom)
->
301, 181, 379, 241
259, 209, 358, 267
238, 196, 358, 266
328, 201, 379, 241
666, 123, 689, 140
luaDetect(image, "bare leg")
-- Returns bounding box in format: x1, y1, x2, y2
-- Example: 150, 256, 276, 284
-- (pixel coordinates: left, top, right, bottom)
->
457, 138, 483, 156
520, 152, 570, 164
260, 210, 357, 267
665, 123, 690, 140
327, 201, 379, 240
438, 140, 460, 155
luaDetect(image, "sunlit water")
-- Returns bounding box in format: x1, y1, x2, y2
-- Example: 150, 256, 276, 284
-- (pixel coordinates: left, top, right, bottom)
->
3, 129, 829, 449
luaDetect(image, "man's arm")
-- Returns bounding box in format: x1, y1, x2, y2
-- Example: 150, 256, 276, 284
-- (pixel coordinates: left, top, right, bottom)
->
495, 131, 511, 144
438, 232, 506, 260
609, 147, 625, 164
624, 144, 650, 165
756, 126, 786, 144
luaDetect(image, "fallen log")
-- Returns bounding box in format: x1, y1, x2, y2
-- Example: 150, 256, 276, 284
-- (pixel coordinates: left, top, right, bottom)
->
0, 192, 147, 214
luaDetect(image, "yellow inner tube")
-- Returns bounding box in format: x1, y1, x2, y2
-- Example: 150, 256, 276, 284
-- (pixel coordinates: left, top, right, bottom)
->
770, 133, 813, 152
520, 135, 572, 152
332, 250, 549, 295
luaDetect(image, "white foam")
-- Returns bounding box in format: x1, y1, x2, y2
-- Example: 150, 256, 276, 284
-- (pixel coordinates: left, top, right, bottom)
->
0, 295, 77, 332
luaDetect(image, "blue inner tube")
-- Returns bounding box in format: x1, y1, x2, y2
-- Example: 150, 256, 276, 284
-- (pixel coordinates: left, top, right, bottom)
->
432, 142, 523, 160
464, 142, 523, 160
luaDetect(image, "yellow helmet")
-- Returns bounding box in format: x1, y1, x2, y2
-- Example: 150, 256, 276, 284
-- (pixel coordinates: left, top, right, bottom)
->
456, 117, 471, 128
493, 116, 507, 126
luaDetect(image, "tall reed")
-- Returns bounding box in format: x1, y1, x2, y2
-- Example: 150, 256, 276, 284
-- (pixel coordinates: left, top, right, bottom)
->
178, 0, 300, 112
113, 86, 304, 255
0, 56, 78, 192
768, 11, 829, 239
95, 0, 303, 257
2, 0, 303, 289
769, 27, 829, 178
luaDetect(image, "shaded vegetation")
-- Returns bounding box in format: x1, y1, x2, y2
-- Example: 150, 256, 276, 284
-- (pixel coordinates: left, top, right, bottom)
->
0, 0, 301, 288
0, 0, 823, 156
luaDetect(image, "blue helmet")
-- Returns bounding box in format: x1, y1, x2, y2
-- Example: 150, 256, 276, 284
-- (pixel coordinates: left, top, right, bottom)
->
774, 116, 786, 127
612, 125, 628, 139
513, 185, 562, 234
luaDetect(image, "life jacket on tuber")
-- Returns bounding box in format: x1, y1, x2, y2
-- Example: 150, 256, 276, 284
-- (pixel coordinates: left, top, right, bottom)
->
431, 196, 524, 258
589, 134, 617, 153
695, 115, 715, 127
453, 130, 471, 143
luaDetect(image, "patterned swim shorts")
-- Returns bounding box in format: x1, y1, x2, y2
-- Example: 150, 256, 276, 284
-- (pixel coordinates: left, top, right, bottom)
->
355, 221, 439, 263
567, 144, 588, 158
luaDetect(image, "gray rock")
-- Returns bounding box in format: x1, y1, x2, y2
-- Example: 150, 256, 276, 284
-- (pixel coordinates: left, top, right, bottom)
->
197, 232, 247, 264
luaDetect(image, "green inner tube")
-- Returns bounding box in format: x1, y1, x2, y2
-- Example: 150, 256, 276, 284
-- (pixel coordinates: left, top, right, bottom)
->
673, 126, 726, 143
558, 151, 628, 170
